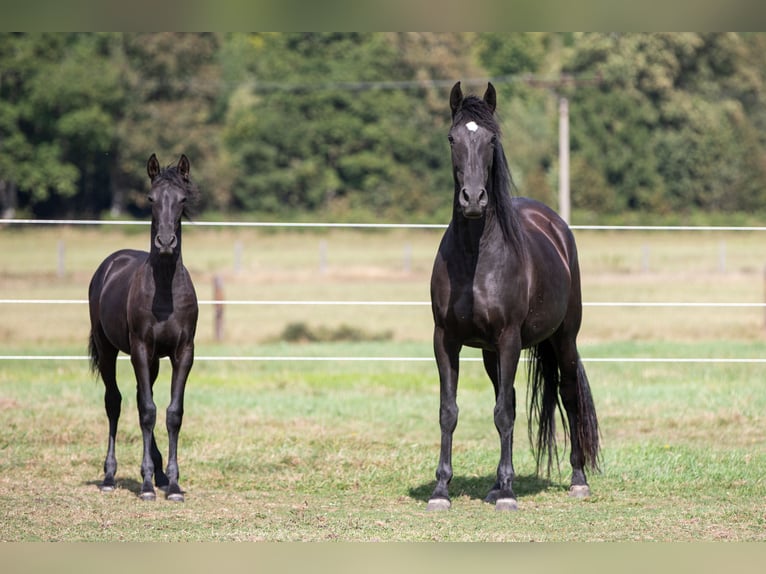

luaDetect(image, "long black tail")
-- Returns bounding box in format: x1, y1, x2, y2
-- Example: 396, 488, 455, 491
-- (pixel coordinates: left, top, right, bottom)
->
527, 341, 601, 477
574, 358, 602, 472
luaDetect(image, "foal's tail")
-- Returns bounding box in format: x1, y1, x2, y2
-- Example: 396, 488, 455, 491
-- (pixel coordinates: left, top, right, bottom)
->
527, 341, 601, 477
88, 330, 100, 375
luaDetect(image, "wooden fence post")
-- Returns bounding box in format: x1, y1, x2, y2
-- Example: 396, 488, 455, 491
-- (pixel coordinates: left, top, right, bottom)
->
213, 274, 225, 342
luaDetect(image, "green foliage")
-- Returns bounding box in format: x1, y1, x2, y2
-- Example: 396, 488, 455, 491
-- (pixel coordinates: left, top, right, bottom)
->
4, 33, 766, 220
564, 33, 766, 214
220, 33, 457, 219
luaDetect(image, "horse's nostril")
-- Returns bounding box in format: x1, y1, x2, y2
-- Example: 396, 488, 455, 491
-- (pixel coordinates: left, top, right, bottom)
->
155, 234, 177, 251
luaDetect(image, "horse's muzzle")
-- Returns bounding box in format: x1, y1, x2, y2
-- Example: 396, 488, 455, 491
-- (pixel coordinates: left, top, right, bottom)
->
155, 234, 178, 255
459, 187, 487, 218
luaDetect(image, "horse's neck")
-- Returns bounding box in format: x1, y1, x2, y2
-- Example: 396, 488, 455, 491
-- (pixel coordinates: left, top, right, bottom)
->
148, 227, 183, 294
452, 208, 502, 254
148, 255, 181, 291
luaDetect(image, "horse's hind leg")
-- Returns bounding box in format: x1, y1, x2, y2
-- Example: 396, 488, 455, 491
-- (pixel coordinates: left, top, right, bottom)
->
97, 343, 121, 491
551, 334, 600, 497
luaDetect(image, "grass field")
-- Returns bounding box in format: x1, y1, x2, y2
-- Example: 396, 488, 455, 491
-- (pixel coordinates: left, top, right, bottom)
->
1, 225, 766, 541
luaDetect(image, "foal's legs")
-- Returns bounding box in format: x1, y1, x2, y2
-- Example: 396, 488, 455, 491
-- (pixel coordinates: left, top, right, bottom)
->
165, 343, 194, 502
98, 343, 121, 491
427, 327, 460, 510
147, 359, 169, 490
131, 343, 160, 500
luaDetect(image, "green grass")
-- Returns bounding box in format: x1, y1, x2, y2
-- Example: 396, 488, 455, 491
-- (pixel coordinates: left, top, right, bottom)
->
1, 226, 766, 541
1, 342, 765, 541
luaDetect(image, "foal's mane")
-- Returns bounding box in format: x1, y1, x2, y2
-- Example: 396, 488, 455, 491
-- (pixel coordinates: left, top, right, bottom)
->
153, 163, 199, 219
452, 95, 523, 248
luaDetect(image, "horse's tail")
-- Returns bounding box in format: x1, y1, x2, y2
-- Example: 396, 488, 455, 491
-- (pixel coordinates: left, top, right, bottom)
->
88, 330, 100, 376
527, 341, 601, 477
527, 341, 563, 477
574, 359, 601, 472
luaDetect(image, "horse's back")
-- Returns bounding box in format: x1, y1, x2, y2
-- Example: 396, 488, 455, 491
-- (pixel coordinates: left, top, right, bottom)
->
514, 197, 583, 341
514, 197, 576, 261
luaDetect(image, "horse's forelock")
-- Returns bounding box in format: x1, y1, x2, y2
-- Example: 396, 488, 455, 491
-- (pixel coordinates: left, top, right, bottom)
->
452, 95, 500, 136
153, 165, 199, 218
452, 95, 521, 248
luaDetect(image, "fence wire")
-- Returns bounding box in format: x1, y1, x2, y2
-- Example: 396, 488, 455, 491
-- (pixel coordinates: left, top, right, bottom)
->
3, 218, 765, 364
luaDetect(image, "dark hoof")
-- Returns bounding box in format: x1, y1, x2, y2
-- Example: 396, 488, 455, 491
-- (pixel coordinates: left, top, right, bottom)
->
569, 484, 591, 498
139, 490, 157, 501
426, 498, 451, 511
495, 498, 518, 511
99, 483, 115, 493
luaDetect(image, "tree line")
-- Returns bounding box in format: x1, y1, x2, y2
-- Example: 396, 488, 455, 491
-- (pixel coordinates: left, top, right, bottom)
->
2, 33, 766, 221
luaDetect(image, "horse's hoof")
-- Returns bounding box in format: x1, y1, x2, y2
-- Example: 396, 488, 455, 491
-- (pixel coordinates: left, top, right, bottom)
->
569, 484, 591, 498
427, 498, 451, 511
167, 492, 185, 502
495, 498, 518, 511
99, 484, 115, 493
139, 491, 156, 501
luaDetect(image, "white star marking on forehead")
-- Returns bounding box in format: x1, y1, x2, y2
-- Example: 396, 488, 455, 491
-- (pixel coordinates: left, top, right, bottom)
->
465, 121, 479, 132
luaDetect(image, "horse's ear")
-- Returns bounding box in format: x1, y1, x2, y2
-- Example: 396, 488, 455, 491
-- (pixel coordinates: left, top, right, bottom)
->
177, 154, 190, 181
483, 82, 497, 114
449, 81, 463, 118
147, 154, 160, 181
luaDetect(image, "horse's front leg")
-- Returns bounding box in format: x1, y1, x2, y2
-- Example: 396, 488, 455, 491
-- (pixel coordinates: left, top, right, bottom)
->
131, 343, 159, 501
428, 327, 460, 511
148, 358, 169, 490
486, 331, 522, 511
165, 343, 194, 502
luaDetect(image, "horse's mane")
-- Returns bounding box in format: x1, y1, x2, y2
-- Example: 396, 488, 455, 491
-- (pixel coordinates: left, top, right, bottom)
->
452, 95, 524, 249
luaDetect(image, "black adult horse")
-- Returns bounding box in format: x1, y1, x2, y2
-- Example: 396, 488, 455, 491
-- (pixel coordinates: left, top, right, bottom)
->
428, 82, 600, 511
88, 154, 198, 501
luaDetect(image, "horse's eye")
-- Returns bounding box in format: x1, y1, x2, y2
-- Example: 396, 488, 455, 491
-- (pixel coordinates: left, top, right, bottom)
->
448, 135, 454, 145
147, 195, 154, 203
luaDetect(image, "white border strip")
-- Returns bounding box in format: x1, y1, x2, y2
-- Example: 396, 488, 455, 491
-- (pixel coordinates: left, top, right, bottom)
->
5, 219, 766, 232
1, 355, 765, 364
2, 299, 764, 308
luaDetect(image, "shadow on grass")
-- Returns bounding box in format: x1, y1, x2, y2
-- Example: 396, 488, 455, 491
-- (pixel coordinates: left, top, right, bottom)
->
409, 473, 559, 503
85, 477, 145, 496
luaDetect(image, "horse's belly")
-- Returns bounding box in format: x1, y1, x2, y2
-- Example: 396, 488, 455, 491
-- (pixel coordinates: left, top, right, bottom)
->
520, 297, 569, 347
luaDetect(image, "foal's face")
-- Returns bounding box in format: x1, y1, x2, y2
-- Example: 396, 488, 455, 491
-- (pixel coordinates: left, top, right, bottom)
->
449, 120, 495, 219
146, 154, 191, 256
149, 183, 187, 255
